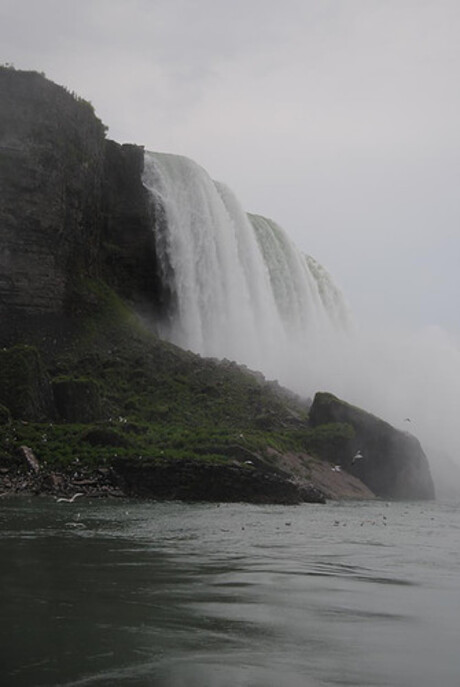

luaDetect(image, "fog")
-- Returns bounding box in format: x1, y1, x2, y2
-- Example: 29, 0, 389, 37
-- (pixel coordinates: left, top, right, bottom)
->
307, 321, 460, 498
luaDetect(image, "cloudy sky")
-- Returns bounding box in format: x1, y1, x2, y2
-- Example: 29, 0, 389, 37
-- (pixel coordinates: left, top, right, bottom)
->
1, 0, 459, 338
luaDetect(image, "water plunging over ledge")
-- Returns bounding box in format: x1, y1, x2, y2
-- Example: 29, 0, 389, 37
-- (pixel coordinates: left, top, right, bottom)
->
142, 151, 349, 395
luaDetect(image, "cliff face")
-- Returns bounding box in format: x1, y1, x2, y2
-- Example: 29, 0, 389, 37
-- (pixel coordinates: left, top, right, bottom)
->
309, 392, 435, 500
0, 68, 106, 316
0, 67, 164, 345
101, 141, 163, 312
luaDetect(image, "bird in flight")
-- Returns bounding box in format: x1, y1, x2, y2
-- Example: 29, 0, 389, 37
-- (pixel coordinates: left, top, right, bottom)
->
56, 492, 84, 503
351, 450, 364, 465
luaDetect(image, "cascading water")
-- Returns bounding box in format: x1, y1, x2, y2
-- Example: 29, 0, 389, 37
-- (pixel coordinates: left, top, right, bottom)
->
142, 151, 349, 393
142, 150, 460, 494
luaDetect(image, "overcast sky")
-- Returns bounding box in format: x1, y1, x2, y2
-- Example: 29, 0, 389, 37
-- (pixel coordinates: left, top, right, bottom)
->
1, 0, 459, 339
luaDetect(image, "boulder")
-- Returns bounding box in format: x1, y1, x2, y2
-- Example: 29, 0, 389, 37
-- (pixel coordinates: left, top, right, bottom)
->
309, 392, 435, 500
18, 445, 40, 473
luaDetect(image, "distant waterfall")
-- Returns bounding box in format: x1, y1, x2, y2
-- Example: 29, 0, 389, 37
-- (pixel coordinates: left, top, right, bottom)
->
142, 151, 349, 392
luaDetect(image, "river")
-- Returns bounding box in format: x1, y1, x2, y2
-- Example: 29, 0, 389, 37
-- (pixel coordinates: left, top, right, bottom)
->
1, 497, 459, 686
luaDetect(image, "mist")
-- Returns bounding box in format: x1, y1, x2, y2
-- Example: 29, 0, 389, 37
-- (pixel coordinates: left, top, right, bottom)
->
143, 149, 460, 499
303, 320, 460, 498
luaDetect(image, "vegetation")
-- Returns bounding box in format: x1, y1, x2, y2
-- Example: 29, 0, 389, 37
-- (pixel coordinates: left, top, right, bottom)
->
0, 280, 356, 486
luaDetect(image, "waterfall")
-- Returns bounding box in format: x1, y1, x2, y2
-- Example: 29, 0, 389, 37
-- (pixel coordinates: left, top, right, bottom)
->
141, 150, 460, 494
142, 151, 348, 392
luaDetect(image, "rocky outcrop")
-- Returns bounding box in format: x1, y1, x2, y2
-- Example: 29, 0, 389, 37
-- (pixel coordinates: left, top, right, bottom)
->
0, 67, 165, 346
101, 141, 163, 310
309, 392, 435, 500
113, 457, 326, 504
0, 344, 55, 421
0, 68, 106, 322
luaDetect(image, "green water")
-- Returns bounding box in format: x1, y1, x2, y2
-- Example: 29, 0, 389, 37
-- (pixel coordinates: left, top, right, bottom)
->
1, 498, 460, 686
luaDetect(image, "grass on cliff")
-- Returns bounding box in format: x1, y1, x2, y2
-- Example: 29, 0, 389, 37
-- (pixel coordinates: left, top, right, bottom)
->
0, 279, 354, 476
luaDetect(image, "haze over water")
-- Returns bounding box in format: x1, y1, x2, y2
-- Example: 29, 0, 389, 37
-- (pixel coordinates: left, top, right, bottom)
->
2, 497, 460, 687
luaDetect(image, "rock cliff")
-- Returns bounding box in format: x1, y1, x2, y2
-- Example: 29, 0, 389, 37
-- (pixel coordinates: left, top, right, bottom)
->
0, 67, 164, 346
309, 392, 435, 500
0, 68, 105, 317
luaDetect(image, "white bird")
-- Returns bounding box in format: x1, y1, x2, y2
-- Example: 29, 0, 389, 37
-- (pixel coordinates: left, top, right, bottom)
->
56, 492, 84, 503
351, 450, 364, 464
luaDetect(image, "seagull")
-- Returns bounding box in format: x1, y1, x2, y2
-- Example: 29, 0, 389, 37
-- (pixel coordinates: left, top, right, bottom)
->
56, 492, 84, 503
351, 450, 364, 464
331, 465, 342, 472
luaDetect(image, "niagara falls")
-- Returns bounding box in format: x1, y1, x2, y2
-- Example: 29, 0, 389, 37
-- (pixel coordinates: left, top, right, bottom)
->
142, 149, 460, 497
2, 1, 460, 686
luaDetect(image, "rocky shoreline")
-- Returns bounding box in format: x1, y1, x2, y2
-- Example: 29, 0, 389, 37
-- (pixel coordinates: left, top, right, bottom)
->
0, 462, 124, 501
0, 452, 327, 505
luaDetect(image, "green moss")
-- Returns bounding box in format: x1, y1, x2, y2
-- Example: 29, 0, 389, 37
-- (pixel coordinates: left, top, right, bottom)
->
299, 422, 355, 461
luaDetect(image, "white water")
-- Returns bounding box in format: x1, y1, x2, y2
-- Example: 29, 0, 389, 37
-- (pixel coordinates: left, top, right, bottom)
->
142, 151, 349, 393
142, 151, 460, 495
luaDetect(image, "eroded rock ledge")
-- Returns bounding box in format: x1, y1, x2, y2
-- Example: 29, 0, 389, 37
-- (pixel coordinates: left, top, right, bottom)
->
0, 457, 326, 505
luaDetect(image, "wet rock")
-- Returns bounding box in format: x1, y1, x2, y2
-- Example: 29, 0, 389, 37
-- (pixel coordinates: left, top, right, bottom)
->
18, 445, 40, 473
0, 345, 55, 420
113, 457, 326, 504
309, 392, 435, 500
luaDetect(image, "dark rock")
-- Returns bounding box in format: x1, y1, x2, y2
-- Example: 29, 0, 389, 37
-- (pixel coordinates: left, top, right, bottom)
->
101, 141, 164, 310
113, 457, 326, 504
0, 67, 106, 328
0, 67, 167, 347
309, 392, 435, 500
0, 345, 55, 420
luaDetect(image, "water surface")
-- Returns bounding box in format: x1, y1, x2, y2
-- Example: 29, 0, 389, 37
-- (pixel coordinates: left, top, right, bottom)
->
1, 498, 459, 686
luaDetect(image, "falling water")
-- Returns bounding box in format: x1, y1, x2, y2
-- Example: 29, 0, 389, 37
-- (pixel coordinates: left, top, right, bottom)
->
142, 151, 460, 494
142, 151, 348, 392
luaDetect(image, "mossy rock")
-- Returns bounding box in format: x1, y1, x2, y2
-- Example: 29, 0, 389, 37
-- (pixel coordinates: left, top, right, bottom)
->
0, 345, 55, 421
53, 376, 103, 422
309, 392, 435, 499
304, 422, 355, 462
